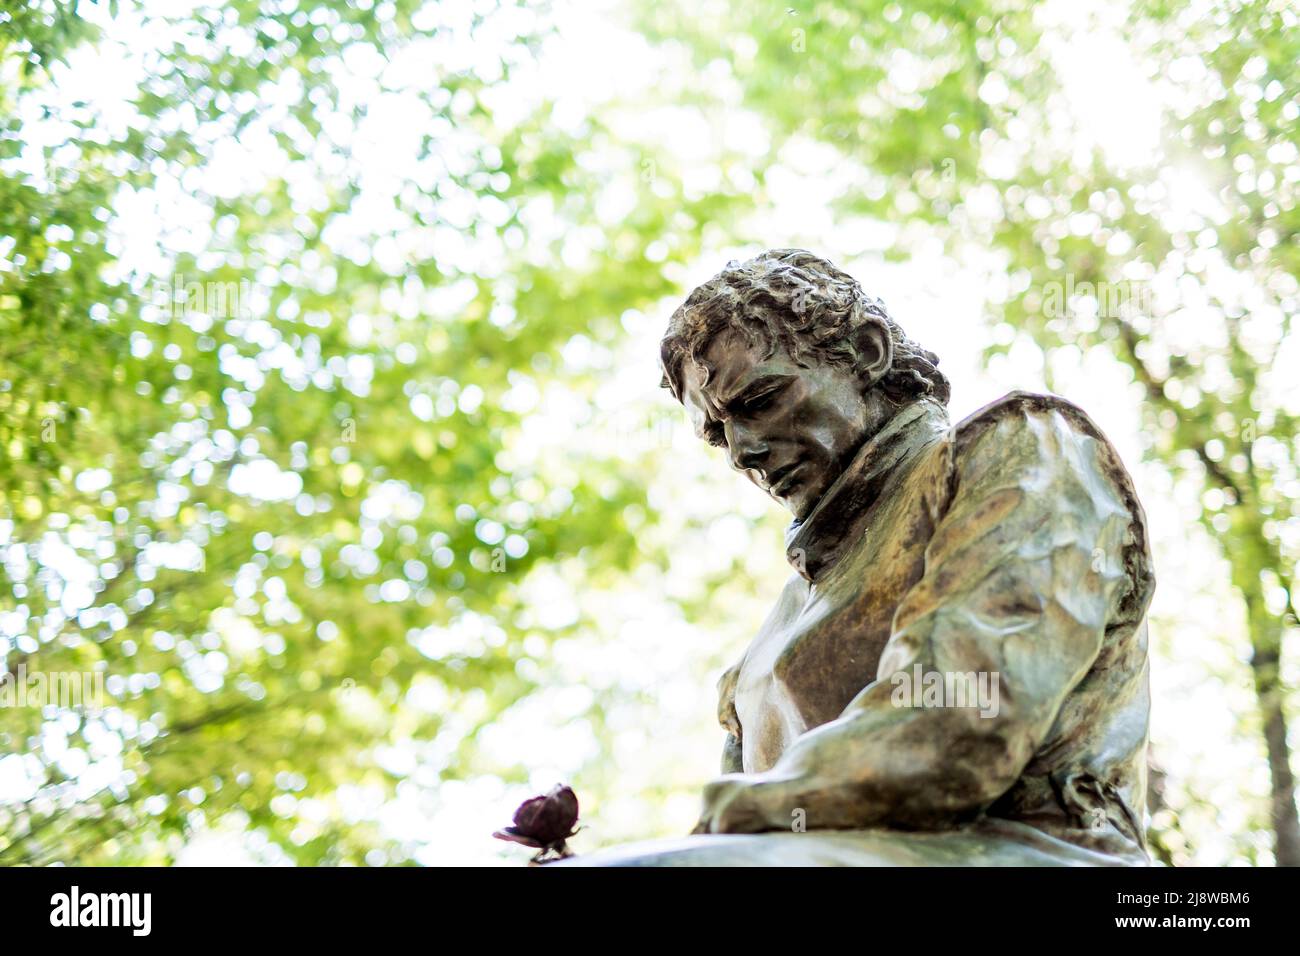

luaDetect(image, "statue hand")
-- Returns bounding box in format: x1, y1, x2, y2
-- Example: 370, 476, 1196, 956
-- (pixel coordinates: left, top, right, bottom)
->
695, 774, 784, 834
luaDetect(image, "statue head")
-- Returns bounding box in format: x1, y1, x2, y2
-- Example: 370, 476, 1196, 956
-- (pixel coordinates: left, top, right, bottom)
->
659, 249, 949, 520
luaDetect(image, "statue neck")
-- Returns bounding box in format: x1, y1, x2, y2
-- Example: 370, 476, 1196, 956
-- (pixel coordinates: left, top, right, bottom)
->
784, 398, 950, 582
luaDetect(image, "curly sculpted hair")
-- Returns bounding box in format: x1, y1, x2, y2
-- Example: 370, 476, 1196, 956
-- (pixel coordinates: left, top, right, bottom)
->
659, 249, 950, 407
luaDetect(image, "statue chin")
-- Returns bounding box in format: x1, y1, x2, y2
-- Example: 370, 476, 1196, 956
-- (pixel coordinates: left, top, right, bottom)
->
555, 819, 1151, 868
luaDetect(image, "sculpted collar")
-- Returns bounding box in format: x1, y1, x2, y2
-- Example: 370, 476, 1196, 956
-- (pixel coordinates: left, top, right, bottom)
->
784, 398, 950, 582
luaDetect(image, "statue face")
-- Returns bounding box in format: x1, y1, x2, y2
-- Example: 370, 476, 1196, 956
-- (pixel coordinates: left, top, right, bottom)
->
679, 328, 878, 520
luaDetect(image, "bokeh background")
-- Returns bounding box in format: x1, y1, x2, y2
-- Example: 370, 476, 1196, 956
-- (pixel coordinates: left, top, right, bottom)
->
1, 0, 1297, 866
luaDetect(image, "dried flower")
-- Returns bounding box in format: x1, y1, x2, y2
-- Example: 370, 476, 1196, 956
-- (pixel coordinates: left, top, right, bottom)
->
493, 784, 581, 863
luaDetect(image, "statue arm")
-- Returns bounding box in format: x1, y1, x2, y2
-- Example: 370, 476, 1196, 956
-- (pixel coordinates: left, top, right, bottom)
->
696, 403, 1144, 834
718, 663, 744, 774
721, 733, 744, 774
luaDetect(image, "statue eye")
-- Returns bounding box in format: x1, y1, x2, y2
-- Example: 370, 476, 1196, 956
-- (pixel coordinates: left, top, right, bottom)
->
740, 383, 784, 412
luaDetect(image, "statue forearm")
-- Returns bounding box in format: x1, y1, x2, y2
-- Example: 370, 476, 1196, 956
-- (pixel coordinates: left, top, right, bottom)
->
697, 685, 1037, 833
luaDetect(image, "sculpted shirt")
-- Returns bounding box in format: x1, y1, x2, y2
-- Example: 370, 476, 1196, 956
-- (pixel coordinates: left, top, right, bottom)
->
717, 391, 1156, 862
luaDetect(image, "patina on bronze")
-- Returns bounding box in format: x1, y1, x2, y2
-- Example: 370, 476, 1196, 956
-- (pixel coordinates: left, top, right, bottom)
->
567, 249, 1155, 866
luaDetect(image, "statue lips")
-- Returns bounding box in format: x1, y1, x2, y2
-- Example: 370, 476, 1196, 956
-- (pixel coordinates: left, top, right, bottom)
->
767, 462, 806, 498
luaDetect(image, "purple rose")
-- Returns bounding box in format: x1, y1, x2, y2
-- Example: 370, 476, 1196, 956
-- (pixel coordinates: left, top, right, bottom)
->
493, 784, 581, 861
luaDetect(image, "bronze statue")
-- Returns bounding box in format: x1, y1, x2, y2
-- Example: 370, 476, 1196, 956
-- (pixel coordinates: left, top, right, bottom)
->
568, 249, 1155, 866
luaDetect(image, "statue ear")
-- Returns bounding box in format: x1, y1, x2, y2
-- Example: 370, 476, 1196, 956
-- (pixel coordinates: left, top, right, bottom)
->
851, 316, 893, 387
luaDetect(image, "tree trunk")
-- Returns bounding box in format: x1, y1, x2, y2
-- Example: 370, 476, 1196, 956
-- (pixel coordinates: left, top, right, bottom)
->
1249, 627, 1300, 866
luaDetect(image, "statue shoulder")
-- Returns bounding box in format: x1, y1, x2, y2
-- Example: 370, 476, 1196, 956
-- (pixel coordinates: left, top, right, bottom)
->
868, 394, 1096, 532
948, 390, 1139, 502
948, 390, 1140, 492
947, 389, 1155, 617
952, 390, 1106, 449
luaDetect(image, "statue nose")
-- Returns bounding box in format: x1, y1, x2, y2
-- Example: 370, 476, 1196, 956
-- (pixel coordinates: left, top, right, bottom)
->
728, 426, 769, 473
